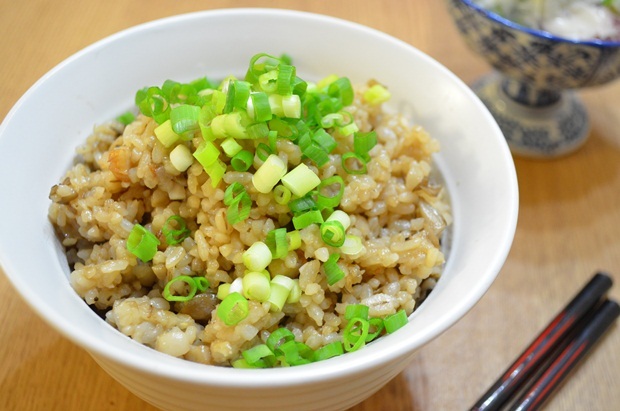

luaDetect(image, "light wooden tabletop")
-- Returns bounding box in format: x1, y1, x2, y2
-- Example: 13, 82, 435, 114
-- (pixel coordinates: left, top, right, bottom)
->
1, 1, 619, 410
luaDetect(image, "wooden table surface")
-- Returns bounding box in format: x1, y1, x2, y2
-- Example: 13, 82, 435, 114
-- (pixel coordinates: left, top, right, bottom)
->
1, 1, 619, 410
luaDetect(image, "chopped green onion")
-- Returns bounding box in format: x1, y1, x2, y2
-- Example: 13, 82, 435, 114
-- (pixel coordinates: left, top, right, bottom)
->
341, 152, 367, 175
217, 292, 249, 326
162, 275, 199, 302
326, 210, 351, 231
220, 137, 243, 157
229, 277, 244, 294
217, 283, 231, 300
246, 122, 270, 140
286, 230, 302, 251
230, 80, 251, 111
267, 282, 290, 312
242, 344, 276, 368
342, 317, 369, 352
204, 159, 227, 188
324, 253, 345, 285
226, 191, 252, 225
273, 185, 292, 205
193, 141, 220, 169
231, 358, 255, 369
340, 235, 363, 255
190, 76, 214, 92
345, 304, 369, 321
288, 194, 317, 214
353, 131, 378, 162
281, 163, 321, 197
292, 209, 324, 230
365, 317, 385, 342
252, 154, 287, 194
384, 310, 408, 333
266, 327, 295, 353
135, 86, 169, 124
243, 241, 272, 272
277, 64, 296, 95
316, 176, 345, 209
282, 95, 301, 118
194, 276, 209, 292
169, 144, 193, 172
300, 140, 330, 167
286, 279, 301, 303
259, 70, 279, 94
265, 228, 288, 259
116, 111, 135, 125
271, 275, 295, 291
248, 92, 272, 122
224, 182, 247, 206
277, 340, 314, 366
328, 77, 354, 107
231, 150, 253, 172
320, 220, 346, 247
363, 84, 391, 105
242, 271, 271, 302
255, 143, 273, 162
162, 80, 197, 105
127, 224, 160, 262
170, 104, 201, 137
312, 129, 337, 153
162, 215, 191, 245
313, 341, 344, 362
154, 119, 181, 148
337, 121, 359, 136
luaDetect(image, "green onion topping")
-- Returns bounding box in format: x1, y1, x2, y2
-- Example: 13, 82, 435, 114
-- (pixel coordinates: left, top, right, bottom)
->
126, 224, 160, 262
162, 215, 191, 245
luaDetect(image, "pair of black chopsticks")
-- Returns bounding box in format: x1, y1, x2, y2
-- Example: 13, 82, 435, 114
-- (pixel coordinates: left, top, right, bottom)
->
471, 272, 620, 411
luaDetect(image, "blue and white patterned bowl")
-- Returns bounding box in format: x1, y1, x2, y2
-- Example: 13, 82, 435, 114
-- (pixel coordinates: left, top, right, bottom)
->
447, 0, 620, 157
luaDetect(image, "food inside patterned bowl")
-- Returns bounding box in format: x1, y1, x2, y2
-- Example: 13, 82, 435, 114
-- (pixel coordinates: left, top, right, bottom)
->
48, 53, 451, 368
473, 0, 620, 40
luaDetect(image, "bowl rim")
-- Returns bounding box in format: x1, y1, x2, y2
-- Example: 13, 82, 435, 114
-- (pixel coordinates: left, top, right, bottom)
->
460, 0, 620, 47
0, 7, 519, 387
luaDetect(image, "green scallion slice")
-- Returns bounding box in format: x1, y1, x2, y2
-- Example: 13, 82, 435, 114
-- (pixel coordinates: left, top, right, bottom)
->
162, 275, 201, 302
242, 271, 271, 302
242, 344, 276, 368
162, 215, 191, 245
126, 224, 160, 262
313, 341, 344, 362
292, 209, 324, 230
242, 241, 272, 272
384, 310, 408, 334
265, 228, 288, 259
343, 317, 369, 352
217, 292, 249, 326
231, 150, 253, 172
281, 163, 321, 198
345, 304, 369, 321
353, 131, 378, 162
320, 220, 346, 247
341, 152, 368, 175
116, 111, 135, 125
324, 253, 345, 285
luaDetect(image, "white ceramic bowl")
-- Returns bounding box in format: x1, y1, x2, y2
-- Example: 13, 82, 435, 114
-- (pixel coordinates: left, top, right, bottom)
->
0, 8, 518, 411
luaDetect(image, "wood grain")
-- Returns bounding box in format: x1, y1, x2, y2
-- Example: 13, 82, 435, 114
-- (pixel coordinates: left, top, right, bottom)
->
1, 1, 619, 410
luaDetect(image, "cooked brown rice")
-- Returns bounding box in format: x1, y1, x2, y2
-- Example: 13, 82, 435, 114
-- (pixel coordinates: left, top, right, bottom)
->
48, 82, 451, 366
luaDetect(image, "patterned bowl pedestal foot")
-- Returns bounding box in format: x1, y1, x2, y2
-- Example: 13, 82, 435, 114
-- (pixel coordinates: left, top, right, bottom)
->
473, 73, 590, 158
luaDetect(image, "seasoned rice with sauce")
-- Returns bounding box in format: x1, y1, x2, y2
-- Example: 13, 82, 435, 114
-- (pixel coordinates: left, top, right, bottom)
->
48, 81, 451, 366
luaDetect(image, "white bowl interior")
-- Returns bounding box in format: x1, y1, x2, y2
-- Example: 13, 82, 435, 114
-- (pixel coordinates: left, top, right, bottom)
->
0, 8, 518, 391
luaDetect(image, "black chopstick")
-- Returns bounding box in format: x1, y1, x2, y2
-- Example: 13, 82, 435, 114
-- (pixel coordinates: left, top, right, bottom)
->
507, 299, 620, 410
470, 272, 614, 411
